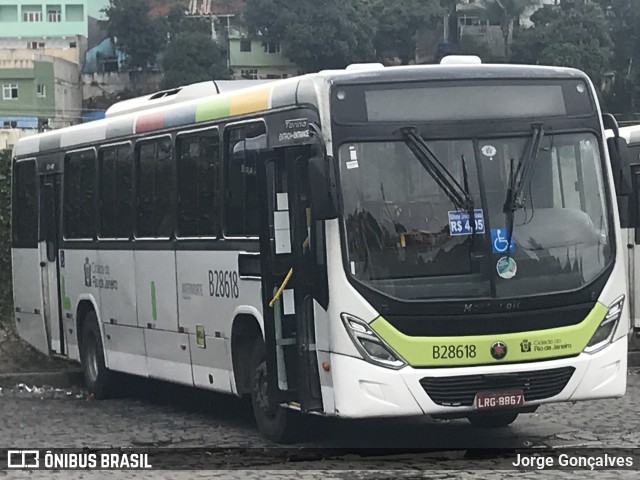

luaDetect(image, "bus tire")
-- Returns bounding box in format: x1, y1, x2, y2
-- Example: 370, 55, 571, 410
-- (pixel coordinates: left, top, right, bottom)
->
80, 312, 114, 399
250, 340, 300, 444
467, 411, 519, 428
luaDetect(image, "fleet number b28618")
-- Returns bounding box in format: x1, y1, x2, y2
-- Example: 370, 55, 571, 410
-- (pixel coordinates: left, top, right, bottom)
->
432, 344, 477, 359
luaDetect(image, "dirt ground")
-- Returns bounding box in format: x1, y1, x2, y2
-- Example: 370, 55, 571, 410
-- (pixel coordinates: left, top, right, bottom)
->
0, 320, 74, 374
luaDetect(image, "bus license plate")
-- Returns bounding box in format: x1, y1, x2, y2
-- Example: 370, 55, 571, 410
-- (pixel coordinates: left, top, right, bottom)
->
474, 390, 524, 410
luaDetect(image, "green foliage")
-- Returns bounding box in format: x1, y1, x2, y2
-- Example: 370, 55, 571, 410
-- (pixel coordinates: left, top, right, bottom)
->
105, 0, 168, 70
0, 149, 12, 322
244, 0, 375, 72
167, 5, 211, 39
161, 32, 231, 89
511, 0, 613, 86
482, 0, 539, 59
370, 0, 443, 64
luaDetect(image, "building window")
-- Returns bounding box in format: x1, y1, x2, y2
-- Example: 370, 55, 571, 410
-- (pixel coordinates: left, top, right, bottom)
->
29, 41, 45, 49
2, 84, 18, 100
36, 84, 46, 98
23, 11, 43, 22
224, 123, 266, 236
69, 41, 77, 48
240, 69, 258, 80
136, 137, 174, 238
48, 9, 61, 22
266, 74, 280, 79
262, 42, 280, 54
177, 129, 220, 237
3, 120, 18, 128
64, 150, 96, 239
240, 39, 252, 52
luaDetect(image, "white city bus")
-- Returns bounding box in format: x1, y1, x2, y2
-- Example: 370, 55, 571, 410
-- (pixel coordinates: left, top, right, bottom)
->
11, 57, 632, 442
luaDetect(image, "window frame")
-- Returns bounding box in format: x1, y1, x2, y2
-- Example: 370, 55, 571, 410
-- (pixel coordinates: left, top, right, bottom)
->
240, 39, 252, 52
47, 9, 61, 22
133, 134, 176, 240
62, 147, 98, 241
97, 141, 134, 241
175, 126, 221, 240
222, 119, 267, 240
23, 10, 43, 22
36, 84, 46, 98
2, 84, 18, 100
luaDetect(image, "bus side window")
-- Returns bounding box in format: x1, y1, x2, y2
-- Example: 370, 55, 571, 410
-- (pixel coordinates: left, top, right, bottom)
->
177, 129, 220, 237
224, 123, 266, 237
99, 144, 132, 239
64, 150, 96, 239
13, 160, 38, 246
135, 137, 174, 238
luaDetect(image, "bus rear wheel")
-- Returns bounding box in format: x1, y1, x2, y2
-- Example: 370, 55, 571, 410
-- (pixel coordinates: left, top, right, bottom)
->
250, 341, 300, 444
80, 312, 114, 399
467, 411, 519, 428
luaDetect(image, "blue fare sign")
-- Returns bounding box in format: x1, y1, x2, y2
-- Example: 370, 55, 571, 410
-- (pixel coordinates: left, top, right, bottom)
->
448, 209, 485, 236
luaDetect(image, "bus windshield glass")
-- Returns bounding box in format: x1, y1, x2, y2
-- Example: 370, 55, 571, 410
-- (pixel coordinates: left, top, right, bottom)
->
339, 132, 612, 300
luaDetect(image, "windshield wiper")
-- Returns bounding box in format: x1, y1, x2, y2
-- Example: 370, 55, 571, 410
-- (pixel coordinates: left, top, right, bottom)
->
399, 127, 474, 212
503, 123, 545, 253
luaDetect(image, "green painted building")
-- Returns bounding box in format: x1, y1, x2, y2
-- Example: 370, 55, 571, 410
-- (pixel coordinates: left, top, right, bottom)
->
0, 53, 82, 129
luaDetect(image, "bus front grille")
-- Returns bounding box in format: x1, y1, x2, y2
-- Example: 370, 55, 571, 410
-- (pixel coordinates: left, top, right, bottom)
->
419, 366, 575, 407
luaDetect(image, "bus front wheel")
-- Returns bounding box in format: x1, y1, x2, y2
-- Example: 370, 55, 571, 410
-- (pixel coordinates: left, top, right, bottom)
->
250, 341, 300, 443
80, 312, 114, 399
467, 411, 519, 428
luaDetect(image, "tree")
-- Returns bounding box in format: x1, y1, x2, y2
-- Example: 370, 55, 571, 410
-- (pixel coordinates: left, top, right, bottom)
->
104, 0, 168, 70
244, 0, 376, 72
370, 0, 443, 64
482, 0, 538, 60
596, 0, 640, 116
511, 0, 613, 87
161, 32, 231, 89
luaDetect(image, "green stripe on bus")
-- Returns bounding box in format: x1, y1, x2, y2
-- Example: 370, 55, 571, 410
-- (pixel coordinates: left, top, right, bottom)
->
370, 302, 608, 367
195, 97, 231, 122
151, 281, 157, 322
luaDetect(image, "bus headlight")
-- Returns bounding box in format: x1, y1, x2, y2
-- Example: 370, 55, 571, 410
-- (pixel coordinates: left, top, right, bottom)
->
341, 313, 406, 369
584, 295, 625, 354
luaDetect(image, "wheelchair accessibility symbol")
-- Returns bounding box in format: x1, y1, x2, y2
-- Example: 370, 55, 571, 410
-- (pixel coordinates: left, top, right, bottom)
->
490, 228, 515, 254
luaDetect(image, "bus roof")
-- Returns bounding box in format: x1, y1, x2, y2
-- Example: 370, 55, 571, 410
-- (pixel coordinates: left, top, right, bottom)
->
13, 63, 590, 159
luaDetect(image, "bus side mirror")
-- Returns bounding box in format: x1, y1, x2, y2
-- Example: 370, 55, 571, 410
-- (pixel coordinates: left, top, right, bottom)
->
308, 155, 340, 220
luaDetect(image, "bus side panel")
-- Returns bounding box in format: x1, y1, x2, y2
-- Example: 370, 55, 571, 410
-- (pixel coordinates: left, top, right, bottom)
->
61, 248, 100, 347
176, 249, 262, 393
12, 247, 49, 354
135, 250, 193, 385
97, 250, 138, 327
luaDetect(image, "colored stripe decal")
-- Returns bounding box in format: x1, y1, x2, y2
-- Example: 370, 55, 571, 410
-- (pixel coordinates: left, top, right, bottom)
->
164, 105, 196, 128
229, 87, 271, 116
136, 112, 165, 133
196, 97, 231, 122
370, 302, 608, 368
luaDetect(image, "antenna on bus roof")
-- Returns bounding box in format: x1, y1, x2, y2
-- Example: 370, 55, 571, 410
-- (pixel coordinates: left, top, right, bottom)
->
104, 79, 273, 119
440, 55, 482, 65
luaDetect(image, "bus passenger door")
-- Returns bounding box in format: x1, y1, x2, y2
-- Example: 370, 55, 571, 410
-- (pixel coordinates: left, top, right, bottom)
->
257, 148, 323, 412
39, 174, 65, 355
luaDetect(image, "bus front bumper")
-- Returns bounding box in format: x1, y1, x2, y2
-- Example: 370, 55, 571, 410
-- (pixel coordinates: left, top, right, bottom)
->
329, 335, 627, 418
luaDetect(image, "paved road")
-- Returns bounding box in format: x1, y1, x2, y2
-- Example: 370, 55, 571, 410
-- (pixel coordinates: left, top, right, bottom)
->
1, 369, 640, 479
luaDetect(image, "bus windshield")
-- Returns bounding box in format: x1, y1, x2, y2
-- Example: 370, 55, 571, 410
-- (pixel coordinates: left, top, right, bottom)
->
339, 132, 612, 300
